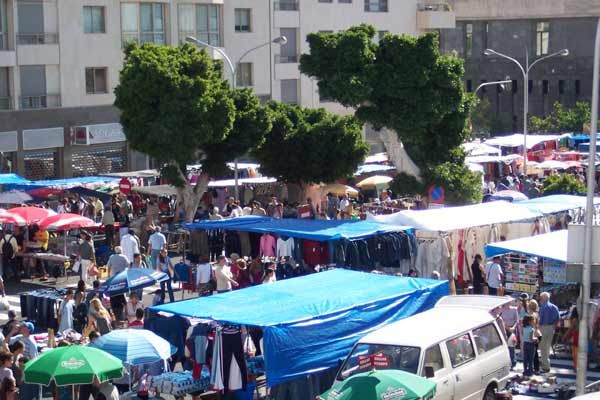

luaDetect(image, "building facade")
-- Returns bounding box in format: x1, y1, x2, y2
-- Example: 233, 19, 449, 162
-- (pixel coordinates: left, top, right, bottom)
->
0, 0, 456, 179
440, 0, 600, 135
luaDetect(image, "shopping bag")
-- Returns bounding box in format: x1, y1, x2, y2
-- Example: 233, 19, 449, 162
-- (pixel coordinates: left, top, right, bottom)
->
72, 261, 81, 273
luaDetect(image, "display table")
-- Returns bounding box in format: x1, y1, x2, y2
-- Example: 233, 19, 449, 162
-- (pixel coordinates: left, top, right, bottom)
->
147, 370, 210, 397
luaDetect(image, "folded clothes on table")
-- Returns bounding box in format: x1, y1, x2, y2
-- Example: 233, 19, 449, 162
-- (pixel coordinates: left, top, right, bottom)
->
147, 370, 210, 396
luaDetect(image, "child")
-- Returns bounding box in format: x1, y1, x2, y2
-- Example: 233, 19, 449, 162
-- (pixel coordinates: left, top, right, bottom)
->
152, 289, 164, 306
522, 315, 536, 377
128, 308, 144, 329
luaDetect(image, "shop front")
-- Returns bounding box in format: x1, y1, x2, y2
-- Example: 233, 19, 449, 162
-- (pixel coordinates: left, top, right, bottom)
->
22, 127, 64, 180
71, 123, 128, 176
0, 130, 18, 174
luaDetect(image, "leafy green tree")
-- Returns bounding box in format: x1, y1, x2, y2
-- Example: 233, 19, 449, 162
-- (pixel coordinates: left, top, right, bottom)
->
300, 25, 480, 204
115, 43, 271, 220
252, 102, 368, 188
470, 97, 492, 138
542, 174, 586, 196
530, 101, 591, 133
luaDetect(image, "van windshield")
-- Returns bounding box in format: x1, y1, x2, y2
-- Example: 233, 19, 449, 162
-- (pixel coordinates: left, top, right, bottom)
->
337, 343, 420, 381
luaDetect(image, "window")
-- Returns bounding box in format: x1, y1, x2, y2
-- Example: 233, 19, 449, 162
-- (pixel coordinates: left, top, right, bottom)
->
319, 0, 333, 2
236, 62, 252, 87
83, 6, 105, 33
512, 79, 518, 93
528, 79, 533, 94
278, 28, 297, 63
466, 80, 472, 92
465, 23, 473, 58
274, 0, 298, 10
542, 79, 549, 95
446, 333, 475, 367
319, 30, 334, 34
85, 67, 108, 94
472, 324, 503, 355
234, 9, 251, 32
575, 79, 581, 95
178, 4, 221, 46
0, 67, 10, 110
374, 30, 388, 45
365, 0, 388, 12
483, 22, 488, 50
339, 0, 352, 3
338, 343, 420, 381
0, 0, 7, 49
319, 88, 333, 103
558, 80, 565, 95
280, 79, 298, 104
20, 65, 48, 109
536, 22, 549, 56
422, 345, 445, 376
121, 3, 165, 45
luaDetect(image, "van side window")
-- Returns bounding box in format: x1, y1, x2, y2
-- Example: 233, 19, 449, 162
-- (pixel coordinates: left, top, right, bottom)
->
446, 333, 475, 367
422, 344, 444, 376
472, 323, 503, 355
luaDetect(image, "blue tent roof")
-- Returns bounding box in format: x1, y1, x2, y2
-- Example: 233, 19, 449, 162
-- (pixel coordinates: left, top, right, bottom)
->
485, 230, 567, 262
186, 216, 411, 241
151, 269, 448, 386
519, 195, 600, 215
0, 174, 30, 185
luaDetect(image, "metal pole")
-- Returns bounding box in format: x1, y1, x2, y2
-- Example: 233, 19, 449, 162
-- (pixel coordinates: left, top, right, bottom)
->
523, 50, 529, 175
576, 16, 600, 395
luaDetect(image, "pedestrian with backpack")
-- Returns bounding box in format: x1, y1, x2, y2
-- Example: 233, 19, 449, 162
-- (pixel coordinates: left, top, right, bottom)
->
0, 230, 18, 282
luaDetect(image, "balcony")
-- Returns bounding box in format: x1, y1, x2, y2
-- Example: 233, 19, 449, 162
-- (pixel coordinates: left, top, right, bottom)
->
275, 54, 298, 64
0, 97, 12, 111
273, 1, 300, 28
20, 94, 61, 110
16, 33, 59, 45
417, 3, 456, 29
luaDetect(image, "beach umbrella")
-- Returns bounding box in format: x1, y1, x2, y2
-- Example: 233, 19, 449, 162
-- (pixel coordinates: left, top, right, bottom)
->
100, 268, 168, 295
89, 329, 176, 365
5, 206, 56, 226
0, 190, 33, 204
318, 369, 436, 400
537, 160, 569, 170
24, 345, 123, 386
38, 213, 96, 231
356, 175, 393, 189
321, 183, 359, 198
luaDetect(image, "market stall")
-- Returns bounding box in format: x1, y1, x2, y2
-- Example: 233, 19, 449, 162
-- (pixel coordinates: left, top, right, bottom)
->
149, 269, 448, 397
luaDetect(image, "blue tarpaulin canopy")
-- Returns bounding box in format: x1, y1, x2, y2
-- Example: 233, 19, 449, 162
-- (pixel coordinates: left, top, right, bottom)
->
518, 195, 600, 215
151, 269, 448, 386
0, 174, 30, 186
485, 230, 568, 262
186, 216, 411, 241
5, 176, 119, 192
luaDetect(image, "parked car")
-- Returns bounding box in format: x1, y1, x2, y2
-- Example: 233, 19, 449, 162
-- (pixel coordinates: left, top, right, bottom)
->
330, 296, 513, 400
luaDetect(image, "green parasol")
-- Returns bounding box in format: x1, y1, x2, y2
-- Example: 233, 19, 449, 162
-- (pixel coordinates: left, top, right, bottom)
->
24, 345, 124, 386
318, 369, 436, 400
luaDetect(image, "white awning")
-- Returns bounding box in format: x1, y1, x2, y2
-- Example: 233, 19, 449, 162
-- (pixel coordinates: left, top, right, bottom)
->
484, 134, 569, 149
207, 177, 277, 187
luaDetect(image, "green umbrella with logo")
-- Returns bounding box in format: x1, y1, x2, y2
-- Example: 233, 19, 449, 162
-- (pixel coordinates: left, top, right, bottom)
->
24, 345, 124, 386
318, 369, 436, 400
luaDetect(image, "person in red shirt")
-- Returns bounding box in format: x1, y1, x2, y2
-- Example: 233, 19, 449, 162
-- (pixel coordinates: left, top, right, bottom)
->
128, 308, 144, 329
563, 308, 579, 370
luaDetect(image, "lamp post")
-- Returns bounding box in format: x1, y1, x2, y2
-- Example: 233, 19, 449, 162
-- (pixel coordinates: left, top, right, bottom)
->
483, 47, 569, 174
185, 35, 287, 201
474, 79, 512, 95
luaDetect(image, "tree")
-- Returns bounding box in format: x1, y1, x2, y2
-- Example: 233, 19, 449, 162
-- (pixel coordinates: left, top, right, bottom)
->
300, 25, 480, 204
114, 43, 270, 221
252, 102, 368, 188
530, 101, 591, 133
542, 174, 586, 196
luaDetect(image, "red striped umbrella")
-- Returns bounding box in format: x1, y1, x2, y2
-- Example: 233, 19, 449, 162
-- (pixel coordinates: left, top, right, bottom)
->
38, 213, 96, 231
5, 206, 56, 226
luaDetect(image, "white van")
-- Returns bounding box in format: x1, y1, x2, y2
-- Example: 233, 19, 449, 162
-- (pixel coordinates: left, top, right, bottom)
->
331, 296, 512, 400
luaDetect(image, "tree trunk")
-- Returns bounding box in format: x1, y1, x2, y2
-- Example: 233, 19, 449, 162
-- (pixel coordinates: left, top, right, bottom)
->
378, 127, 421, 178
176, 172, 209, 223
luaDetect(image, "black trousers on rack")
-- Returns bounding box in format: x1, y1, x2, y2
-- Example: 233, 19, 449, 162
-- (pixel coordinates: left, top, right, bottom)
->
222, 331, 248, 391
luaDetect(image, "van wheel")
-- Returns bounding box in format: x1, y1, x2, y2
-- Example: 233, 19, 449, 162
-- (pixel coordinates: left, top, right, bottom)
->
483, 386, 496, 400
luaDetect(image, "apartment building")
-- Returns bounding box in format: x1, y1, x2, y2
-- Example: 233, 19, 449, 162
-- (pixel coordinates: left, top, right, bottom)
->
439, 0, 600, 135
0, 0, 455, 179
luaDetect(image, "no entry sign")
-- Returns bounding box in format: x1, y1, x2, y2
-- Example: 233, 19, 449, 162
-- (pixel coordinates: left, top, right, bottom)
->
428, 185, 445, 204
119, 178, 132, 195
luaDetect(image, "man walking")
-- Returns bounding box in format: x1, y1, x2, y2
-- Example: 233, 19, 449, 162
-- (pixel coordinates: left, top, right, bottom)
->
538, 292, 560, 372
485, 256, 503, 296
148, 227, 166, 269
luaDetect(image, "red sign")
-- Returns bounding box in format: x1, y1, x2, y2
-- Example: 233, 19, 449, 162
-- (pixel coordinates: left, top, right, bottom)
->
428, 185, 445, 204
119, 178, 132, 195
358, 352, 389, 370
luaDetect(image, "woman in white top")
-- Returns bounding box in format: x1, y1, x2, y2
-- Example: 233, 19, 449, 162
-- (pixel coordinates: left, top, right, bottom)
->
262, 266, 277, 284
125, 293, 144, 322
215, 255, 238, 293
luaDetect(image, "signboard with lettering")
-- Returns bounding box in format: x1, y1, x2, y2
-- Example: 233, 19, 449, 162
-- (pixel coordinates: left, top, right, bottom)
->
72, 123, 126, 145
358, 352, 389, 370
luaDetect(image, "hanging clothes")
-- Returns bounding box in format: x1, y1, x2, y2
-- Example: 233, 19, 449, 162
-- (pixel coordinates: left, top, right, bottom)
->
220, 324, 248, 391
238, 231, 251, 257
277, 237, 295, 258
302, 240, 328, 266
259, 234, 276, 257
224, 231, 242, 257
249, 233, 261, 258
190, 230, 209, 258
208, 230, 224, 261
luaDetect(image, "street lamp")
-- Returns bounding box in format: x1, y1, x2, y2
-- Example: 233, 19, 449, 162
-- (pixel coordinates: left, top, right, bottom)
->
484, 47, 569, 174
474, 79, 512, 95
186, 35, 287, 200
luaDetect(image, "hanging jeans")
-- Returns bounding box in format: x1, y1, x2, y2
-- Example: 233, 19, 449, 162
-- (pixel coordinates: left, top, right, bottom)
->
221, 331, 248, 391
523, 342, 535, 376
160, 271, 175, 303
